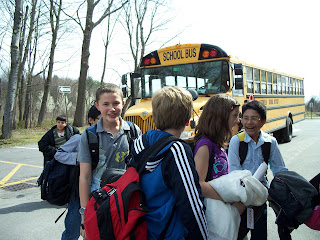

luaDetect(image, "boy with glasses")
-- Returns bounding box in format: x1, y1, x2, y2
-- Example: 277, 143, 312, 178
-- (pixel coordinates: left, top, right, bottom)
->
228, 100, 288, 240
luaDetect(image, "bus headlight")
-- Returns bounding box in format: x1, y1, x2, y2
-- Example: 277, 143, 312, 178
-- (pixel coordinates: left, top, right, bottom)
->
180, 130, 195, 140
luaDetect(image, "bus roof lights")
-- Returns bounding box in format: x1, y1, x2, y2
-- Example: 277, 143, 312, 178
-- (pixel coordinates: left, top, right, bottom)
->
144, 58, 150, 65
210, 49, 217, 57
202, 50, 210, 58
150, 57, 157, 64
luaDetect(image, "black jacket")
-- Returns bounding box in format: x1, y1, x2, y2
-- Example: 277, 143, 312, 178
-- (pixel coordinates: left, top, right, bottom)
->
38, 124, 80, 165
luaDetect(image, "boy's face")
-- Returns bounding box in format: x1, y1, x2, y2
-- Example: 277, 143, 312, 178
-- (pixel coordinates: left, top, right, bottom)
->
95, 92, 124, 124
242, 109, 266, 140
88, 114, 101, 126
56, 120, 67, 131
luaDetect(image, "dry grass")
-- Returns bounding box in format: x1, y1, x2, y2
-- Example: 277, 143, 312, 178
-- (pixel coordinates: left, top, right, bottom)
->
0, 125, 87, 148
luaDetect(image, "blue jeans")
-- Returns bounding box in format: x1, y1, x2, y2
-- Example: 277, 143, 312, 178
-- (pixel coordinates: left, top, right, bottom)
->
61, 197, 81, 240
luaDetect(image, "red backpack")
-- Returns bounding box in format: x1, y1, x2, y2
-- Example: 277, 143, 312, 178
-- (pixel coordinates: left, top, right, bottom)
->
84, 135, 179, 240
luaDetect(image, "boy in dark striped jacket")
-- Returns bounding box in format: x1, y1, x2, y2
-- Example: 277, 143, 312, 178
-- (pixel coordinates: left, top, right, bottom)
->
130, 86, 208, 240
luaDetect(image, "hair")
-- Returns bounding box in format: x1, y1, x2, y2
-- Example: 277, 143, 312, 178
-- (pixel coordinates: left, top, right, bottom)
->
152, 86, 193, 131
194, 94, 240, 148
56, 115, 67, 122
242, 100, 267, 120
96, 83, 123, 102
88, 105, 101, 121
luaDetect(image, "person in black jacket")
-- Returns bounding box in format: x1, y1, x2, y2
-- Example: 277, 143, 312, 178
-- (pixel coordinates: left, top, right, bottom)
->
38, 115, 80, 167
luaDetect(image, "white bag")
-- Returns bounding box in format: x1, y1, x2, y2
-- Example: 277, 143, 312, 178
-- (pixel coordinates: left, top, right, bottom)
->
204, 198, 240, 240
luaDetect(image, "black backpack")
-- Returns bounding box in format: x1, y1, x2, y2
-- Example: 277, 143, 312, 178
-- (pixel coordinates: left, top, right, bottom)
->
37, 158, 79, 206
237, 131, 271, 166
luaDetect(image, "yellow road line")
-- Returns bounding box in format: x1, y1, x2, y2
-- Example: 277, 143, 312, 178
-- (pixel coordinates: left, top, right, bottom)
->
0, 160, 42, 168
0, 164, 23, 185
0, 177, 39, 188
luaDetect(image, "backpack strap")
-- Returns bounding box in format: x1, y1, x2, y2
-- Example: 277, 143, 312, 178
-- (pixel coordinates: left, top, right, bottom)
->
135, 135, 180, 175
261, 141, 271, 165
124, 121, 138, 148
237, 131, 248, 166
86, 124, 99, 171
237, 131, 271, 165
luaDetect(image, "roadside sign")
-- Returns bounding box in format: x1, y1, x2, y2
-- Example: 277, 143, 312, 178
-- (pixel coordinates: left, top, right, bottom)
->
58, 86, 71, 93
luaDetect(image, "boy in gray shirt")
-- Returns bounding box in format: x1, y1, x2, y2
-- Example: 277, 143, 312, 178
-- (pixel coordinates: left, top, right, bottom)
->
78, 83, 140, 239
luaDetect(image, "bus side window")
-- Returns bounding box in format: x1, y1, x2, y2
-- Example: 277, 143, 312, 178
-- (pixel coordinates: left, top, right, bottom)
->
273, 73, 277, 94
254, 68, 260, 94
267, 72, 272, 94
246, 66, 253, 94
261, 70, 267, 94
277, 75, 281, 94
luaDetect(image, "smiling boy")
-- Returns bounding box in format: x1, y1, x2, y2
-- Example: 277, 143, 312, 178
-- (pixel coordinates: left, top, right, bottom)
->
228, 100, 288, 240
78, 83, 140, 239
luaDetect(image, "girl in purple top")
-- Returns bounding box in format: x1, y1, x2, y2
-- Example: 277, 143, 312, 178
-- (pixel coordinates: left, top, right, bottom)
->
194, 94, 245, 214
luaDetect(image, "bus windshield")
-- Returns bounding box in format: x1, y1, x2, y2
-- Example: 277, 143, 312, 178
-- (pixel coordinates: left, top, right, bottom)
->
141, 60, 230, 98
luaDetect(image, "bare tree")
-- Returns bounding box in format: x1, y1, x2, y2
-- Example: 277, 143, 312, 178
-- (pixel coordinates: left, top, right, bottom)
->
121, 0, 176, 111
1, 0, 23, 139
37, 0, 62, 126
23, 2, 40, 128
72, 0, 128, 127
100, 3, 119, 84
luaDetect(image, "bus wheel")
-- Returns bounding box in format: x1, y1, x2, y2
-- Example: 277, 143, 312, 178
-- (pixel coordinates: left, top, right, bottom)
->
273, 130, 282, 143
282, 118, 293, 143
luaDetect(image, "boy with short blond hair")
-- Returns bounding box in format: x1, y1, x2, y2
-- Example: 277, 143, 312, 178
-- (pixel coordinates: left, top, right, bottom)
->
78, 83, 140, 239
152, 86, 193, 130
130, 86, 208, 239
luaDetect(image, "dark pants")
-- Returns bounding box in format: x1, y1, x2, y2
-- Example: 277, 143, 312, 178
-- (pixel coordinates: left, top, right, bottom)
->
250, 205, 267, 240
238, 203, 267, 240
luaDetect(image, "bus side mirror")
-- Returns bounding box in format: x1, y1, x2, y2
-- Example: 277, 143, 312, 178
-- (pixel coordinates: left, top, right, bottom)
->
234, 64, 243, 75
235, 77, 244, 89
187, 89, 198, 101
122, 86, 128, 98
122, 74, 127, 85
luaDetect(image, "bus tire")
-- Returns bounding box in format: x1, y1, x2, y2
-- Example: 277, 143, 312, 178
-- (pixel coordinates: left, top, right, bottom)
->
273, 130, 282, 143
282, 118, 293, 143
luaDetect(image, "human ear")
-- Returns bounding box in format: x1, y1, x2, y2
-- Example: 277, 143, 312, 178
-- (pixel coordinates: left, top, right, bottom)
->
94, 101, 100, 111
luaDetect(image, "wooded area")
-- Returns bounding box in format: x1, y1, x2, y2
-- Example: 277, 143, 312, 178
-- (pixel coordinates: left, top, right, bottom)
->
0, 0, 173, 139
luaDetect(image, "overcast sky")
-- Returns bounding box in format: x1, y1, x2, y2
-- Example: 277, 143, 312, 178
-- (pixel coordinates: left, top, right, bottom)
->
2, 0, 319, 101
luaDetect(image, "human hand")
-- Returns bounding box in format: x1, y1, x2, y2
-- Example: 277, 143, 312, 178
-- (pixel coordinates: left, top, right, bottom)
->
233, 202, 246, 215
80, 225, 86, 240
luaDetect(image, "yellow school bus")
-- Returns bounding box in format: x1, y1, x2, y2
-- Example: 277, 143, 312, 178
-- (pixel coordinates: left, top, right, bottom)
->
122, 43, 305, 143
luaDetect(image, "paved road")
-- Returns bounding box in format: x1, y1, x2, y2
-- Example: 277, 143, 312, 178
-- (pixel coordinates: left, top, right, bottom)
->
0, 119, 320, 239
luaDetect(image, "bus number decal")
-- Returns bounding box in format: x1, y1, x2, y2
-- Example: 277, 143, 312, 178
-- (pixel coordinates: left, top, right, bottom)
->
269, 99, 273, 105
260, 100, 267, 106
162, 48, 197, 62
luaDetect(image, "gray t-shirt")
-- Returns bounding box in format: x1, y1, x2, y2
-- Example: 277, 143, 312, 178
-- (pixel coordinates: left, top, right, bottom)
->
78, 117, 140, 190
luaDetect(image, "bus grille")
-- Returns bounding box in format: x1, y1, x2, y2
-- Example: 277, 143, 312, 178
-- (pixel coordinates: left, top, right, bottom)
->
124, 115, 157, 133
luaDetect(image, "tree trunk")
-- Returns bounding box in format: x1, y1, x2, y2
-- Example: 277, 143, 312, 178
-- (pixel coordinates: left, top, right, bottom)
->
0, 78, 2, 113
17, 5, 28, 122
24, 77, 31, 128
1, 0, 23, 139
73, 1, 94, 127
38, 0, 62, 126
